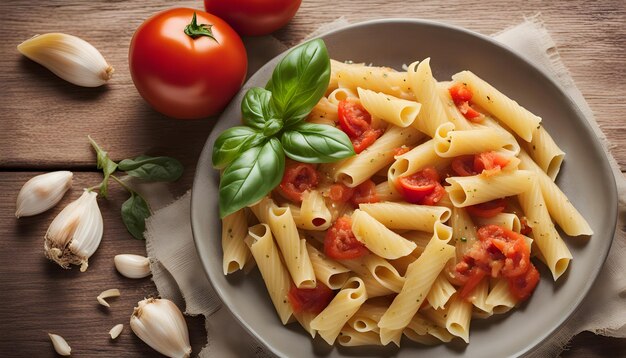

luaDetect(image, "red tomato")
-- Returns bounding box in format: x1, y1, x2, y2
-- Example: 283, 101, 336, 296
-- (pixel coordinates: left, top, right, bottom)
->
451, 155, 478, 177
204, 0, 301, 36
324, 216, 369, 260
278, 163, 319, 203
457, 101, 484, 122
508, 264, 540, 301
350, 180, 379, 206
466, 198, 507, 218
338, 99, 371, 138
455, 225, 537, 301
449, 83, 473, 105
397, 167, 444, 205
352, 129, 383, 154
328, 183, 354, 203
474, 151, 510, 176
288, 282, 335, 314
129, 8, 247, 119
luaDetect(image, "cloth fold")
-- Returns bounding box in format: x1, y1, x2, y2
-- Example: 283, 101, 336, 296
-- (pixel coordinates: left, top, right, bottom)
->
142, 15, 626, 358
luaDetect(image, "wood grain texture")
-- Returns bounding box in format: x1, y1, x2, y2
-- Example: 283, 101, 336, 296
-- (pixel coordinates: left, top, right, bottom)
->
0, 0, 624, 357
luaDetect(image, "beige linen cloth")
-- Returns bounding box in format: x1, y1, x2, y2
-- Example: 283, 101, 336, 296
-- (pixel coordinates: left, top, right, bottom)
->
138, 15, 626, 357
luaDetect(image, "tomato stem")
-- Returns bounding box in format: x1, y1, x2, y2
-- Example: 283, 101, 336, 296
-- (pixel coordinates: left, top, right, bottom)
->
184, 12, 218, 42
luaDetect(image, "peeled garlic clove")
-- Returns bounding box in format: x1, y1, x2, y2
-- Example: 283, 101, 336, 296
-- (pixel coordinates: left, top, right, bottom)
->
44, 190, 103, 272
18, 33, 114, 87
109, 324, 124, 339
130, 298, 191, 358
97, 288, 121, 307
16, 171, 73, 218
114, 254, 151, 279
48, 333, 71, 356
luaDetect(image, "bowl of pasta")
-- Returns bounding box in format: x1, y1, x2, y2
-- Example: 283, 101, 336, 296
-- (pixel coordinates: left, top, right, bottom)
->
191, 19, 617, 358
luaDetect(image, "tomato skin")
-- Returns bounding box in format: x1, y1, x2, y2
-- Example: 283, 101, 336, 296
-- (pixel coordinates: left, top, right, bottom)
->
397, 166, 444, 205
451, 155, 478, 177
449, 83, 473, 104
466, 198, 507, 218
329, 183, 354, 203
204, 0, 301, 36
129, 8, 247, 119
474, 151, 510, 175
324, 216, 369, 260
288, 282, 335, 314
455, 225, 538, 301
278, 163, 319, 203
350, 180, 379, 206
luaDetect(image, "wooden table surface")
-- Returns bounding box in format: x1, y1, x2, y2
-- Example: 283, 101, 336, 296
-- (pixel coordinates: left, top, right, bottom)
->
0, 0, 624, 357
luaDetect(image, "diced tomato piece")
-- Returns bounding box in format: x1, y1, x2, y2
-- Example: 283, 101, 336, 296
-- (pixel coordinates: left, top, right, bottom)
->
329, 183, 354, 203
337, 99, 371, 138
393, 146, 411, 157
397, 166, 444, 205
278, 162, 319, 203
474, 151, 510, 176
324, 216, 369, 260
350, 180, 379, 206
508, 264, 540, 301
457, 101, 484, 122
449, 83, 473, 105
288, 282, 335, 314
466, 198, 507, 218
455, 224, 537, 302
352, 128, 383, 154
451, 155, 478, 177
459, 268, 487, 299
519, 216, 533, 236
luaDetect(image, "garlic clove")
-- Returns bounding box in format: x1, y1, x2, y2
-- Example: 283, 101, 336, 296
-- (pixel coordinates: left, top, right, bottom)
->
44, 190, 103, 272
130, 298, 191, 358
97, 288, 121, 307
18, 33, 114, 87
109, 324, 124, 339
16, 171, 73, 218
48, 333, 71, 356
114, 254, 151, 279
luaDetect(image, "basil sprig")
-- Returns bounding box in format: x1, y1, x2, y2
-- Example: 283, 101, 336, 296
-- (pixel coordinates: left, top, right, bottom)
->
212, 39, 355, 218
88, 136, 183, 239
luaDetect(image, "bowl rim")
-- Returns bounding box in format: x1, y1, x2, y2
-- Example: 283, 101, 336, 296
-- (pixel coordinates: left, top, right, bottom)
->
190, 17, 617, 358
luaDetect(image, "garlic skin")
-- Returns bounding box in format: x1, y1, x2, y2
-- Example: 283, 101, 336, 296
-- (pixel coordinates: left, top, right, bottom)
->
130, 298, 191, 358
97, 288, 121, 307
48, 333, 71, 356
16, 171, 73, 218
114, 254, 151, 278
18, 33, 114, 87
44, 190, 103, 272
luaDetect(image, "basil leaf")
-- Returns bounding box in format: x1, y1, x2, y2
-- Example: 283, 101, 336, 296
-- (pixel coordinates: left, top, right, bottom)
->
266, 39, 331, 125
212, 126, 265, 169
281, 122, 355, 163
88, 135, 118, 198
121, 191, 151, 240
118, 155, 183, 182
219, 138, 285, 218
241, 87, 280, 130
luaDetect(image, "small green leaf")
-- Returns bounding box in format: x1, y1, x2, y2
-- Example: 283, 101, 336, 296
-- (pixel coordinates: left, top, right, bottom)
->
219, 138, 285, 218
118, 155, 183, 182
212, 126, 265, 169
266, 39, 331, 125
241, 87, 280, 130
88, 135, 118, 198
281, 122, 355, 163
121, 191, 151, 240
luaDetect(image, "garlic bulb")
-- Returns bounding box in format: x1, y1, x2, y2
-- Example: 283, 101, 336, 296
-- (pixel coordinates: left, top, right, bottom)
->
18, 33, 114, 87
44, 190, 103, 272
114, 254, 151, 278
130, 298, 191, 358
48, 333, 71, 356
15, 171, 73, 218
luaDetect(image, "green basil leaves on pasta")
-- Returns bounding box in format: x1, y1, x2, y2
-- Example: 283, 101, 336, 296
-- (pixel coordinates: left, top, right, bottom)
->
281, 122, 355, 163
212, 39, 355, 218
219, 138, 285, 218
